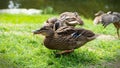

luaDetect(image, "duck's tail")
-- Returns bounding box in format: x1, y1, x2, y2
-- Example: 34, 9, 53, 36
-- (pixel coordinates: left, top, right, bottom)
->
87, 34, 100, 41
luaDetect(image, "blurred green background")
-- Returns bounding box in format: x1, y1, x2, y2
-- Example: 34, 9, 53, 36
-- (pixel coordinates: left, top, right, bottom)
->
0, 0, 120, 18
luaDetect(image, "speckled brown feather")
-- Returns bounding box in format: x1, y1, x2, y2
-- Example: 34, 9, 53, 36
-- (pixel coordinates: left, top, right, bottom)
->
43, 26, 96, 50
43, 12, 84, 31
56, 26, 95, 37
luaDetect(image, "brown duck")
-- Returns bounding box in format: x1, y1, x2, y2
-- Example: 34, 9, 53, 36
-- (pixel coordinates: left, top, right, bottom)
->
33, 26, 97, 54
58, 12, 84, 26
94, 11, 120, 38
43, 12, 84, 31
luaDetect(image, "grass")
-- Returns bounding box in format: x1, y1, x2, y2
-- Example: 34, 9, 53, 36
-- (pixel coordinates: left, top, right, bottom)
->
0, 13, 120, 68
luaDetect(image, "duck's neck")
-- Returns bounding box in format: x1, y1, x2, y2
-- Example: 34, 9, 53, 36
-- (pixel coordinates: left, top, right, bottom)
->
46, 35, 54, 38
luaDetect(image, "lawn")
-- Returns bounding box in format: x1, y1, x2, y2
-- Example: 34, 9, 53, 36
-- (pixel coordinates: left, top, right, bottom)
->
0, 13, 120, 68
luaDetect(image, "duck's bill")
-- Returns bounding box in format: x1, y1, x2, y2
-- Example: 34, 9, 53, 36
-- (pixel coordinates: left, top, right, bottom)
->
32, 29, 41, 34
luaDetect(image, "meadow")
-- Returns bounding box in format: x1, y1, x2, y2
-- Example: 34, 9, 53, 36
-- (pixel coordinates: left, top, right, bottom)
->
0, 13, 120, 68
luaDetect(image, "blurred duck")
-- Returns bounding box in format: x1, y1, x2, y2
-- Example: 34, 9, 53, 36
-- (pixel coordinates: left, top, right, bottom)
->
43, 12, 84, 31
94, 11, 120, 38
33, 26, 97, 54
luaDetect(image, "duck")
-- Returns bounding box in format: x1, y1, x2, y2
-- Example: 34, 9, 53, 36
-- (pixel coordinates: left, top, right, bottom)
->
33, 26, 97, 54
43, 12, 84, 31
94, 11, 120, 38
58, 12, 84, 26
43, 17, 58, 29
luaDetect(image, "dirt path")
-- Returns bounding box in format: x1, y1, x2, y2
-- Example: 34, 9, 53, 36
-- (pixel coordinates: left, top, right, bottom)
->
102, 60, 120, 68
97, 34, 118, 40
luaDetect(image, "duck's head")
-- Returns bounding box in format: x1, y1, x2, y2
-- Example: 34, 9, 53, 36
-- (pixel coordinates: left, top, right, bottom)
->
33, 26, 54, 36
107, 11, 112, 14
43, 17, 58, 29
95, 11, 104, 16
93, 11, 105, 25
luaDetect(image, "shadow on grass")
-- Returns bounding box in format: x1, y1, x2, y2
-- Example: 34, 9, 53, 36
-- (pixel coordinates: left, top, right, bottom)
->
45, 47, 120, 68
45, 49, 100, 68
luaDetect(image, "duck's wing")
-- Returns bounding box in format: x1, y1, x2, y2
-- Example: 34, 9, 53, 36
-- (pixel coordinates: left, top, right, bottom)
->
47, 26, 97, 50
77, 28, 97, 41
56, 26, 96, 40
43, 17, 58, 29
56, 26, 76, 36
76, 28, 95, 37
107, 11, 120, 18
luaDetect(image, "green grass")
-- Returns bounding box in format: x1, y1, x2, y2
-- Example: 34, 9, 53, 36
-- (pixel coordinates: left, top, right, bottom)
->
0, 13, 120, 68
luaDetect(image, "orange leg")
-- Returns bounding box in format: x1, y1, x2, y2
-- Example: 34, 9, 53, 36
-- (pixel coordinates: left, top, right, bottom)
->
56, 49, 74, 55
113, 23, 120, 38
117, 28, 119, 38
